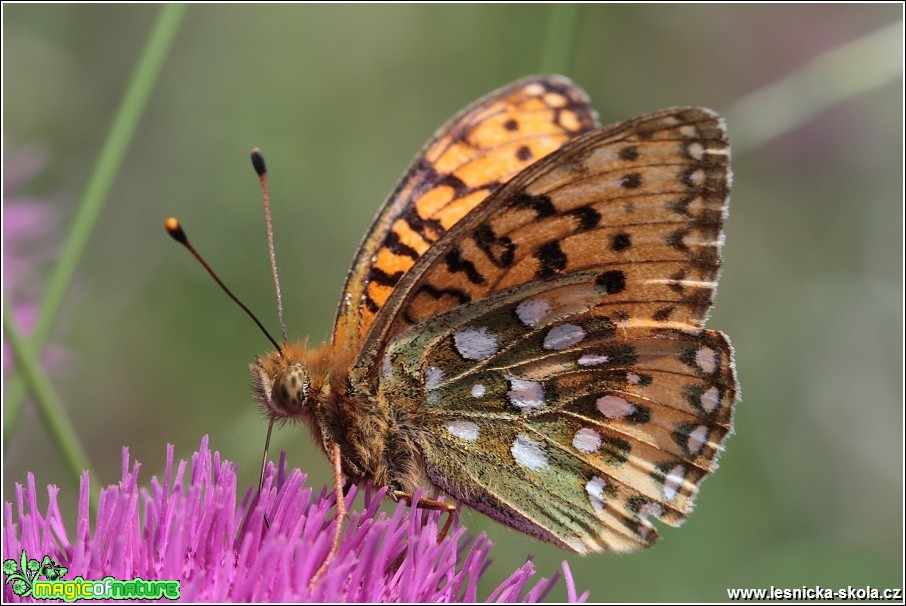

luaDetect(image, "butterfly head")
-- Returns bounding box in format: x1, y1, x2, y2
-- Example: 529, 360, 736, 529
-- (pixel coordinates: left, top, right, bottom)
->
250, 344, 325, 423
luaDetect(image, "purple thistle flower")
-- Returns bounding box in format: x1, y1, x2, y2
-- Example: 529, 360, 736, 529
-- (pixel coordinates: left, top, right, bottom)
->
3, 436, 589, 602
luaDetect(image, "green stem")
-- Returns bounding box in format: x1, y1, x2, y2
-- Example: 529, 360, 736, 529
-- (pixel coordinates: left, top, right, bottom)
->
3, 302, 99, 512
4, 5, 187, 445
540, 4, 581, 75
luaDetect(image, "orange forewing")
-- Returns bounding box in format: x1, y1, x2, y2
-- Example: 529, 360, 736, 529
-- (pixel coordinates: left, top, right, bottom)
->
332, 75, 600, 348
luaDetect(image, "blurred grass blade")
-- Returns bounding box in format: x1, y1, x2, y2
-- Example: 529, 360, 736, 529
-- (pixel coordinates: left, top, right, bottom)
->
3, 301, 99, 511
540, 4, 581, 75
34, 4, 188, 352
4, 5, 187, 444
729, 21, 902, 151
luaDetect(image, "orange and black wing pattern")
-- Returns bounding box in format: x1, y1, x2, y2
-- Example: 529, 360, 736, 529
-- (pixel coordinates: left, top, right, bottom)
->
332, 75, 600, 348
356, 107, 732, 376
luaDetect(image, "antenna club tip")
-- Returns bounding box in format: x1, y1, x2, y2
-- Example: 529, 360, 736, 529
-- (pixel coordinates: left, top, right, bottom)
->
251, 148, 267, 177
165, 217, 188, 244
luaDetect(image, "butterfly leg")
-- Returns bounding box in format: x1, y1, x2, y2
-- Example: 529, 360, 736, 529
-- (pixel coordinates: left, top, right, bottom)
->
391, 490, 457, 544
309, 443, 348, 590
388, 491, 457, 572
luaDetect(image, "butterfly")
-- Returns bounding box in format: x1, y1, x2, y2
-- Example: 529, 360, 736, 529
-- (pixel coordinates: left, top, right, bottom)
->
248, 74, 738, 570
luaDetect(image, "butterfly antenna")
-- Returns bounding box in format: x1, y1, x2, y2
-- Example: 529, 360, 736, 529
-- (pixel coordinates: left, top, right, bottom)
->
251, 148, 288, 345
165, 217, 282, 353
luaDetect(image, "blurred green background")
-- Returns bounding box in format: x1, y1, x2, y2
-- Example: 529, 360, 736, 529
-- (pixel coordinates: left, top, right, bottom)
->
3, 4, 902, 602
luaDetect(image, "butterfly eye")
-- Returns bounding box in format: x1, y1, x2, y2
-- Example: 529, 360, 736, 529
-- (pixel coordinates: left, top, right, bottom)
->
273, 365, 310, 414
